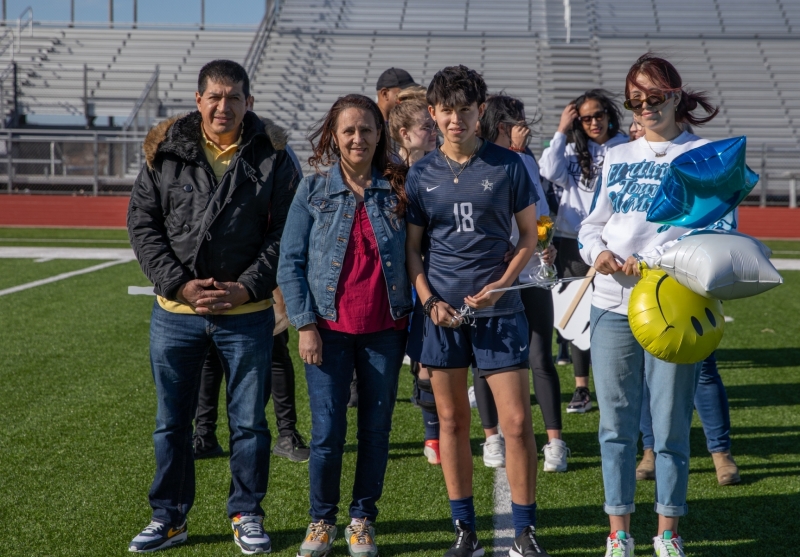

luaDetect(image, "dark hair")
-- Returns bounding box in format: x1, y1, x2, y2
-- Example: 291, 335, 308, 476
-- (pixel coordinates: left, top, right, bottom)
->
198, 59, 250, 98
571, 89, 622, 181
625, 53, 718, 127
426, 65, 487, 108
307, 94, 408, 214
479, 94, 538, 143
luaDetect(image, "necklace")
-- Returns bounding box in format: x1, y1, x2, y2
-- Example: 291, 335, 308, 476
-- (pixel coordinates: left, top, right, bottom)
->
645, 137, 672, 158
441, 140, 480, 183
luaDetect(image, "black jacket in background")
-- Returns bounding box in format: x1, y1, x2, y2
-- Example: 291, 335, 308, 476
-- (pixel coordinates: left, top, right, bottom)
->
127, 110, 299, 303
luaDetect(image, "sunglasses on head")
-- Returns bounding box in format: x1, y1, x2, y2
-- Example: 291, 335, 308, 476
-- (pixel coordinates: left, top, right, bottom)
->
623, 92, 674, 112
578, 110, 607, 124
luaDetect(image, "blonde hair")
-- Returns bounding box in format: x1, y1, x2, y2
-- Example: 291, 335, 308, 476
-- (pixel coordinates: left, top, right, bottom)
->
388, 98, 429, 146
396, 85, 427, 103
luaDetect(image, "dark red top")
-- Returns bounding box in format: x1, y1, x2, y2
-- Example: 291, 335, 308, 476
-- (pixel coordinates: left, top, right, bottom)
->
317, 202, 408, 334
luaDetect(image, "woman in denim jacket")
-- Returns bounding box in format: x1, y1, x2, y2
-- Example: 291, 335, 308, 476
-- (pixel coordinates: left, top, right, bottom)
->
277, 94, 412, 557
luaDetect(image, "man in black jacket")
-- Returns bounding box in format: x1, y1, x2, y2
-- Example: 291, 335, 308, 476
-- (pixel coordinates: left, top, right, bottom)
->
127, 60, 299, 555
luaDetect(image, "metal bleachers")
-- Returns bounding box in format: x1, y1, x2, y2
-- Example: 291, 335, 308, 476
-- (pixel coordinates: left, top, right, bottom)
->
9, 24, 255, 120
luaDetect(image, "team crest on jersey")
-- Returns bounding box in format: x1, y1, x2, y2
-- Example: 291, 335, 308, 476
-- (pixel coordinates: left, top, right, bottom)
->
481, 179, 493, 192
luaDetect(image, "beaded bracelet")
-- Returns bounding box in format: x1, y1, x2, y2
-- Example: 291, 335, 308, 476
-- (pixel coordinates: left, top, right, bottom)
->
423, 295, 441, 317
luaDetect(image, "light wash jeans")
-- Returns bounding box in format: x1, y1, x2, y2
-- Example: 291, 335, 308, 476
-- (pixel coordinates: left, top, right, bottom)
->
641, 352, 732, 454
590, 306, 700, 517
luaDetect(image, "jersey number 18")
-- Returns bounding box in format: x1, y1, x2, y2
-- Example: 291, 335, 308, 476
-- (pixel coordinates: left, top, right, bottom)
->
453, 202, 474, 232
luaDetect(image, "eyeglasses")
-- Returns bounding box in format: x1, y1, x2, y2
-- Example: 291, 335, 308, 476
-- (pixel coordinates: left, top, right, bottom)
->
417, 123, 437, 134
623, 92, 673, 112
578, 111, 607, 124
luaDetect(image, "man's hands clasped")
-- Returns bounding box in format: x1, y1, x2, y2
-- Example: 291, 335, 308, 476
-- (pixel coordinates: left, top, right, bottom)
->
176, 278, 251, 315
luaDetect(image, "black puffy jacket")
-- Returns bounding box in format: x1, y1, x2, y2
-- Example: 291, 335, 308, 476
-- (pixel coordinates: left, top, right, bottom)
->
127, 111, 299, 302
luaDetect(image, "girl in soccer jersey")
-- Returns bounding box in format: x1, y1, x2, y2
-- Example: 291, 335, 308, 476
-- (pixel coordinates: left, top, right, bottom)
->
578, 54, 719, 557
405, 65, 550, 557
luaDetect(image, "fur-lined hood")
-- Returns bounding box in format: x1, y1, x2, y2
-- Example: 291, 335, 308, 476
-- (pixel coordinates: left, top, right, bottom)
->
143, 111, 290, 169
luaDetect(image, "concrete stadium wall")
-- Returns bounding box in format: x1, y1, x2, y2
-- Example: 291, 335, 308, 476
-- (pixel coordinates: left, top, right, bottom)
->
0, 196, 798, 239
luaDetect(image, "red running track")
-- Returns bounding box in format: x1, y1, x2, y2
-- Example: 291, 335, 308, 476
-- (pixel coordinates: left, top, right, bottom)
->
0, 195, 798, 238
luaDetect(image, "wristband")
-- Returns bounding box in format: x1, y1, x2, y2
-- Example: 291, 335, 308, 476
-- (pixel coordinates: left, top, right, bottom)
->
423, 295, 441, 317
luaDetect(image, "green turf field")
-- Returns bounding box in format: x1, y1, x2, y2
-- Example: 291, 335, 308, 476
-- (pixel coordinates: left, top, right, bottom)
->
0, 228, 798, 557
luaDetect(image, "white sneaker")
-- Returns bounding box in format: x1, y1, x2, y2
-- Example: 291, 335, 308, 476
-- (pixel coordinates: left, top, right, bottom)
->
543, 438, 570, 472
653, 531, 685, 557
468, 385, 478, 408
604, 531, 634, 557
482, 433, 505, 468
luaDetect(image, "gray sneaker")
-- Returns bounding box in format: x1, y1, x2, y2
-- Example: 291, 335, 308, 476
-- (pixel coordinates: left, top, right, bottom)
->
273, 431, 311, 463
297, 521, 337, 557
344, 519, 377, 557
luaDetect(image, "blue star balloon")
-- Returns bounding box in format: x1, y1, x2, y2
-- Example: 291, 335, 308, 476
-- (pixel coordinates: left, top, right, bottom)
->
647, 137, 759, 229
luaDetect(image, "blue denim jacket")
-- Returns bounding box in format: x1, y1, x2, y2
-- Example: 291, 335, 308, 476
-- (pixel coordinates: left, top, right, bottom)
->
277, 163, 413, 330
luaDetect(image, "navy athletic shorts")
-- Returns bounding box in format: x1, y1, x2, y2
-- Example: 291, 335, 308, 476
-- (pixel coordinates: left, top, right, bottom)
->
406, 310, 530, 372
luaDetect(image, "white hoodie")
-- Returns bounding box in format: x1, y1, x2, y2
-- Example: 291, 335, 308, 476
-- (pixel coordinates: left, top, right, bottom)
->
539, 131, 629, 239
510, 153, 550, 283
578, 131, 709, 314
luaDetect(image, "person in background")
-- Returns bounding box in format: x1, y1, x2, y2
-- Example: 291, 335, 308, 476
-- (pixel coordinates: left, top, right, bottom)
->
193, 120, 311, 464
375, 67, 419, 122
127, 59, 299, 555
629, 119, 645, 140
637, 352, 741, 486
539, 89, 628, 414
389, 88, 442, 464
278, 94, 411, 557
579, 53, 720, 557
475, 94, 569, 473
389, 97, 438, 166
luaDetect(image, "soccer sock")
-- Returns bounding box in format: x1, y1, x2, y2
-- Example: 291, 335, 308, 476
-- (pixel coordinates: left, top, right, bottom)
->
449, 496, 476, 532
420, 402, 440, 440
511, 501, 537, 537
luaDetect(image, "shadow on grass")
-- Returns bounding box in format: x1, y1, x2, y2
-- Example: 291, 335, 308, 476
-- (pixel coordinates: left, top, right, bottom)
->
716, 347, 800, 369
723, 382, 800, 409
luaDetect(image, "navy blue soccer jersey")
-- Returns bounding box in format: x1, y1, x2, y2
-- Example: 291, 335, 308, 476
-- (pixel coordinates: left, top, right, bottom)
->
406, 140, 539, 317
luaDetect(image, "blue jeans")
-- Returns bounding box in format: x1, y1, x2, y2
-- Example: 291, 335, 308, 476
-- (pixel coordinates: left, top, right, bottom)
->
305, 327, 407, 524
148, 303, 274, 524
590, 306, 700, 517
640, 352, 731, 454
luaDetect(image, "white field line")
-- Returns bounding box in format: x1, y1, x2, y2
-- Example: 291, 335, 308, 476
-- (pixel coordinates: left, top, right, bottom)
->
493, 467, 514, 554
0, 238, 130, 244
0, 247, 136, 260
0, 259, 130, 297
772, 259, 800, 270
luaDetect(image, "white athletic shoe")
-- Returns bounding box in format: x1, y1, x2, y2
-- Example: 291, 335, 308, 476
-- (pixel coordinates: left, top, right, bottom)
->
604, 532, 634, 557
542, 438, 570, 472
482, 434, 505, 468
468, 385, 478, 409
653, 531, 686, 557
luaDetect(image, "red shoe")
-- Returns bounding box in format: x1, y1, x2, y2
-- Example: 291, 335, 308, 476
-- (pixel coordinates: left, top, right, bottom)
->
423, 439, 441, 465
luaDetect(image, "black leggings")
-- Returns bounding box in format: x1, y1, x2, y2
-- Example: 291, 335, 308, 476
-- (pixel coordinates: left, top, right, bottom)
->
553, 236, 592, 379
195, 330, 298, 438
473, 286, 563, 431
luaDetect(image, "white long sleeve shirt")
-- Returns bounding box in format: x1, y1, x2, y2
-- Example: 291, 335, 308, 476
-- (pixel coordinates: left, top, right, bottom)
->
539, 131, 629, 239
511, 153, 550, 283
578, 131, 709, 314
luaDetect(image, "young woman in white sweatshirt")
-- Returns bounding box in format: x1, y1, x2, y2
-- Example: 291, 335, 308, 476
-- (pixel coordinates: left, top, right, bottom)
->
539, 90, 628, 411
577, 54, 719, 557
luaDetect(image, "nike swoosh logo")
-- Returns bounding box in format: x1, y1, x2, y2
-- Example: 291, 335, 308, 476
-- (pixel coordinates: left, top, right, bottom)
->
167, 527, 183, 538
520, 345, 528, 352
426, 186, 441, 192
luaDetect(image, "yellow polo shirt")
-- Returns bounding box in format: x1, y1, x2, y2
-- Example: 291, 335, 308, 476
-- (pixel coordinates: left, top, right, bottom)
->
156, 126, 272, 315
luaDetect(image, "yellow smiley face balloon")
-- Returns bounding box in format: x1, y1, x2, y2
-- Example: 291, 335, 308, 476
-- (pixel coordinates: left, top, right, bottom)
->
628, 266, 725, 364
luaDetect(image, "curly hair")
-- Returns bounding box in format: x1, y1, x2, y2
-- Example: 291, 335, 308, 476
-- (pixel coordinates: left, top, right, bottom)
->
307, 94, 408, 214
571, 89, 623, 182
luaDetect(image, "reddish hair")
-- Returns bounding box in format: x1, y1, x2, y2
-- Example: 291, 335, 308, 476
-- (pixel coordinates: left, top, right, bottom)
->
307, 94, 408, 215
625, 53, 718, 127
